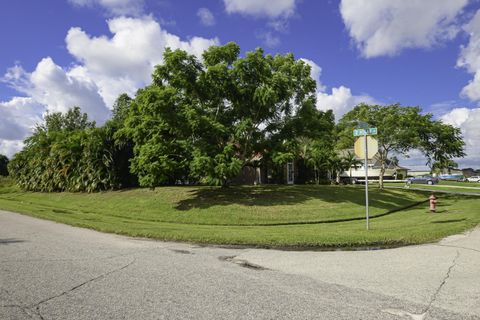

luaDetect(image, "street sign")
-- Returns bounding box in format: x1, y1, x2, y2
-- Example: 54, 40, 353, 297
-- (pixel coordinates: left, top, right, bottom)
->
354, 136, 378, 159
353, 127, 377, 136
353, 129, 366, 136
352, 125, 378, 231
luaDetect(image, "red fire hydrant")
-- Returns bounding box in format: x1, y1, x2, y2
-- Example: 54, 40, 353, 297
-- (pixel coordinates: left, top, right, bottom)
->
429, 194, 437, 213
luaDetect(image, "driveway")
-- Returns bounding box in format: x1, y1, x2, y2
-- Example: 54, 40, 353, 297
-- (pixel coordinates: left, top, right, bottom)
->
1, 210, 479, 320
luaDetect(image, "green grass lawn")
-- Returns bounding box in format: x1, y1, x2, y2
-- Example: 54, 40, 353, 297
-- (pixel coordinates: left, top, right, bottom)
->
440, 181, 480, 188
0, 177, 479, 248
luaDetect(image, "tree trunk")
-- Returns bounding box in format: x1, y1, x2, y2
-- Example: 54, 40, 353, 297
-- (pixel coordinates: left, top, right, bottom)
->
379, 150, 388, 190
336, 170, 341, 184
379, 164, 385, 189
221, 177, 229, 188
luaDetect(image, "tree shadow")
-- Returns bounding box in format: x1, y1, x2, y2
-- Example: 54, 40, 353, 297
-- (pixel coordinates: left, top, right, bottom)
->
175, 185, 421, 211
431, 219, 466, 224
0, 238, 26, 245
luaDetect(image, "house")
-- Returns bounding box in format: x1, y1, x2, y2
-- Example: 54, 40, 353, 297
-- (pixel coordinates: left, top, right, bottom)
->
231, 157, 307, 185
339, 151, 409, 180
462, 168, 480, 177
409, 170, 431, 177
437, 167, 463, 175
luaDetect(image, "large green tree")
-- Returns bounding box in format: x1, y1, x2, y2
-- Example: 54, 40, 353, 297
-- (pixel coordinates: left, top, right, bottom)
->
418, 119, 465, 172
121, 43, 323, 187
337, 103, 465, 189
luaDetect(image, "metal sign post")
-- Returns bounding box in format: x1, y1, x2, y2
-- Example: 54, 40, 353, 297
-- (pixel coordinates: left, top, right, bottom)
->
364, 131, 369, 230
353, 125, 377, 230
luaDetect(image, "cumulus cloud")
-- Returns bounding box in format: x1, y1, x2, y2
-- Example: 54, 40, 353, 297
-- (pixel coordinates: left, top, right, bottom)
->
441, 107, 480, 167
300, 58, 326, 92
1, 16, 220, 157
224, 0, 297, 49
65, 16, 219, 107
0, 97, 43, 141
0, 140, 24, 159
223, 0, 296, 18
256, 31, 281, 48
340, 0, 468, 58
316, 86, 379, 121
0, 97, 44, 157
6, 57, 110, 124
68, 0, 144, 16
197, 8, 216, 26
457, 10, 480, 102
300, 59, 378, 120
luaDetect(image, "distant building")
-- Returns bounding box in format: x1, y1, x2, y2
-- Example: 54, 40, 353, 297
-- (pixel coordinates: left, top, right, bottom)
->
462, 168, 480, 177
339, 150, 408, 180
409, 170, 431, 177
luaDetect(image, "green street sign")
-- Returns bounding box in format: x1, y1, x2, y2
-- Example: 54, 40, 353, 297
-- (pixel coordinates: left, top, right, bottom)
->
353, 129, 366, 136
353, 127, 377, 136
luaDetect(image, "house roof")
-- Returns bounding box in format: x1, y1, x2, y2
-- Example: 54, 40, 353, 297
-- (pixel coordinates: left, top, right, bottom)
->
339, 148, 408, 170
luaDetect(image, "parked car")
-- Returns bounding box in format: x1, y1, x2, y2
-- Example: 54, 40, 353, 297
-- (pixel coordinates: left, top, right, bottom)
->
466, 176, 480, 182
406, 176, 439, 185
438, 174, 466, 182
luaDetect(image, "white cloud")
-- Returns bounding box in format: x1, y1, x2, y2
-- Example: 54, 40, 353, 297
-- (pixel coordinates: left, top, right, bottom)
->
0, 97, 43, 141
441, 107, 480, 167
68, 0, 144, 16
65, 16, 219, 107
197, 8, 216, 26
398, 149, 430, 171
300, 59, 326, 92
256, 31, 281, 48
1, 16, 220, 157
457, 10, 480, 102
0, 140, 24, 159
224, 0, 297, 18
299, 58, 378, 120
6, 57, 110, 124
340, 0, 468, 58
316, 86, 379, 121
0, 97, 44, 157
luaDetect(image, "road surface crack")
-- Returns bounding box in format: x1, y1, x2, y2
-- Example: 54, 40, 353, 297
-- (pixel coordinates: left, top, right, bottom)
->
219, 255, 269, 271
31, 257, 136, 319
382, 251, 460, 320
434, 243, 480, 254
423, 250, 460, 319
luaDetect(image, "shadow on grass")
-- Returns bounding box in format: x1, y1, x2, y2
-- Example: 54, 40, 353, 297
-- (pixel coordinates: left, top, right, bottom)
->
431, 219, 467, 224
175, 185, 423, 211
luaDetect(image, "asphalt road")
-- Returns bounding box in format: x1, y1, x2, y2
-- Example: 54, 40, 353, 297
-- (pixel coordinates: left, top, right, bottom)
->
1, 210, 479, 320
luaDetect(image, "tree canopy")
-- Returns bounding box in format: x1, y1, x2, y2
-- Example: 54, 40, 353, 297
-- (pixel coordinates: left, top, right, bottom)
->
120, 42, 333, 187
6, 43, 466, 192
337, 103, 465, 188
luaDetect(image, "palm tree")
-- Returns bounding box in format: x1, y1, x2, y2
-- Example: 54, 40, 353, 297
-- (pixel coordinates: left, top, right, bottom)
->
342, 151, 363, 181
296, 137, 329, 184
325, 154, 348, 184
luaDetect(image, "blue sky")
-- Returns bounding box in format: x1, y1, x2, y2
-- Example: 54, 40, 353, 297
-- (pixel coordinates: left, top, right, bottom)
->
0, 0, 479, 168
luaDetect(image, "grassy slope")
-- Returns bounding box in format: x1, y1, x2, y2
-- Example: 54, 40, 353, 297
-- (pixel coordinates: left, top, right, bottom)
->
0, 177, 479, 248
